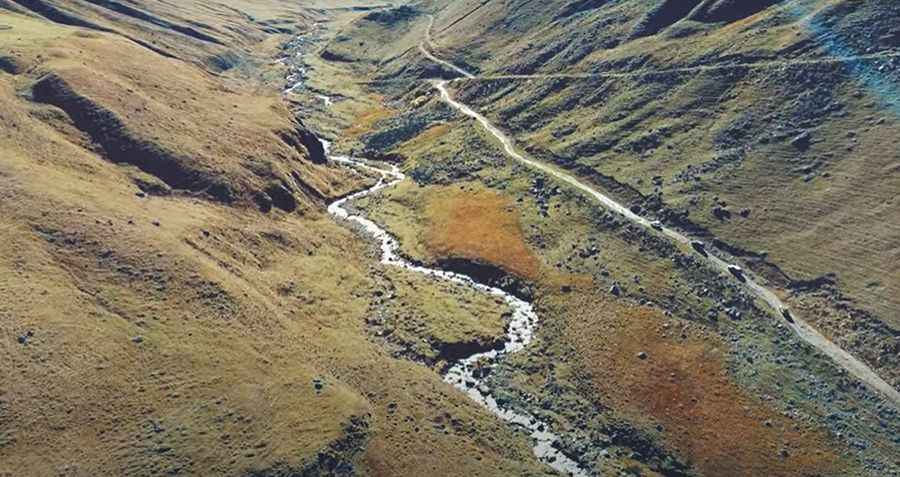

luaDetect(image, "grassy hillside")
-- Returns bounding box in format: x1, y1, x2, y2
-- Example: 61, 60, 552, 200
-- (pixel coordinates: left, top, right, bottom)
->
303, 1, 900, 475
325, 0, 900, 394
5, 0, 899, 475
0, 2, 555, 475
427, 0, 900, 329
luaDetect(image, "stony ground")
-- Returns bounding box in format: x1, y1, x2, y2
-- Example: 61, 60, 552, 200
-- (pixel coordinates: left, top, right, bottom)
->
300, 2, 900, 476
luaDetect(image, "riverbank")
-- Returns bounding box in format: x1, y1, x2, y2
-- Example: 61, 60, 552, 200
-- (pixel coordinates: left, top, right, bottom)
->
293, 5, 900, 476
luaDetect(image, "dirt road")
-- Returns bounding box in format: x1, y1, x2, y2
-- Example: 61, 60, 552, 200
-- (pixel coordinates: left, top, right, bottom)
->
429, 72, 900, 409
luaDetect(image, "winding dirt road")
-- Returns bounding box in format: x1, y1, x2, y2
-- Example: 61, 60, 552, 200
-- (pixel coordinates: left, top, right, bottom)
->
423, 16, 900, 409
442, 50, 900, 82
412, 17, 900, 86
420, 15, 475, 79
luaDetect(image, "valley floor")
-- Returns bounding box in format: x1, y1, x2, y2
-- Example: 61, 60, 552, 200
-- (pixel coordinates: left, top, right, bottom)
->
296, 3, 900, 477
2, 1, 899, 476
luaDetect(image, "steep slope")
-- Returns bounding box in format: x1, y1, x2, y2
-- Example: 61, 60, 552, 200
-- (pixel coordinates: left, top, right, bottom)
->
1, 0, 310, 66
0, 8, 362, 475
0, 3, 555, 476
408, 0, 900, 385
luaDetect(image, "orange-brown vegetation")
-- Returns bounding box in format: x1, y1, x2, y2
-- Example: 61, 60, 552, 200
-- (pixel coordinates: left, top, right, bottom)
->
556, 290, 843, 477
410, 123, 451, 144
424, 186, 540, 279
344, 99, 394, 137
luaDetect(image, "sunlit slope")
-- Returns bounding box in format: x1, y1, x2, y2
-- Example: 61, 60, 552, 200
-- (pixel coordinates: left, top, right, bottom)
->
321, 0, 894, 395
0, 3, 554, 476
424, 0, 900, 329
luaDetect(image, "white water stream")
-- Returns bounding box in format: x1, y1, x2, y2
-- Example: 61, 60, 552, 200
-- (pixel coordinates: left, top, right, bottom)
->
282, 29, 588, 473
321, 141, 590, 476
283, 19, 897, 473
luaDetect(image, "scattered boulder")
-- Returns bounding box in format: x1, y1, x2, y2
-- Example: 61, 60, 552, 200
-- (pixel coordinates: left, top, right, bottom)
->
712, 206, 731, 221
265, 184, 298, 212
790, 130, 812, 150
0, 54, 22, 74
205, 182, 233, 202
17, 330, 33, 345
254, 191, 273, 213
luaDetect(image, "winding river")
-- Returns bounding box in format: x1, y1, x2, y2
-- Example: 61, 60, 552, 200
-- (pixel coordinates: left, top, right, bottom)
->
280, 13, 897, 473
322, 138, 589, 476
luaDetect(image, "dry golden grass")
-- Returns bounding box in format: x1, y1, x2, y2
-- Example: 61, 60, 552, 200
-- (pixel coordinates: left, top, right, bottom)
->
424, 185, 541, 280
379, 266, 509, 362
3, 11, 360, 205
1, 0, 324, 66
0, 140, 370, 475
344, 100, 395, 137
0, 4, 552, 476
411, 123, 452, 145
